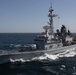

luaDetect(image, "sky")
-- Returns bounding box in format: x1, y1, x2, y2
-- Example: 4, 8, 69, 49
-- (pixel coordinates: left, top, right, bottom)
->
0, 0, 76, 33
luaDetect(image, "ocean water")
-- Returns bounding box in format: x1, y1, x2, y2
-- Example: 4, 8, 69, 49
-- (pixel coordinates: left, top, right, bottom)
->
0, 33, 38, 50
0, 33, 76, 75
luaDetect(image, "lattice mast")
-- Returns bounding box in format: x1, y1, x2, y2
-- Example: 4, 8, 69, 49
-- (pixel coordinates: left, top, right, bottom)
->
48, 2, 57, 35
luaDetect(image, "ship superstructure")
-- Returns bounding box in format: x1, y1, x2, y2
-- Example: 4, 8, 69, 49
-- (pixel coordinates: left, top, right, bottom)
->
34, 2, 62, 50
34, 2, 75, 50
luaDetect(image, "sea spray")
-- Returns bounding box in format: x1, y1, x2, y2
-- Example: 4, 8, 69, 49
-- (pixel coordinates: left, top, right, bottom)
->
58, 48, 76, 57
10, 58, 30, 63
32, 48, 76, 61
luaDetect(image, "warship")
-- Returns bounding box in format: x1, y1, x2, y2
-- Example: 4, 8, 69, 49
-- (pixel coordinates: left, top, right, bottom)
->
0, 2, 76, 64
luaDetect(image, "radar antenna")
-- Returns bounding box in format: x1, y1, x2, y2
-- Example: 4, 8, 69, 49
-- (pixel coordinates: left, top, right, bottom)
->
48, 1, 58, 35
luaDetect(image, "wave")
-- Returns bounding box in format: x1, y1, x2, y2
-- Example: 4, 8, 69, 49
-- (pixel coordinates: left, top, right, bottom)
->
10, 44, 21, 48
9, 48, 76, 63
32, 48, 76, 61
10, 58, 30, 63
58, 48, 76, 57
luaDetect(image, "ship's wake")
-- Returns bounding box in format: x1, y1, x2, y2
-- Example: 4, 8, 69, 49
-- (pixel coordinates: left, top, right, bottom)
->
10, 48, 76, 63
33, 48, 76, 61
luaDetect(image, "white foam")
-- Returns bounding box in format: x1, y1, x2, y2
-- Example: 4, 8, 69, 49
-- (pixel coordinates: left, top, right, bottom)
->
10, 44, 21, 48
10, 58, 30, 63
32, 53, 58, 61
32, 48, 76, 61
61, 65, 66, 68
58, 48, 76, 57
14, 44, 21, 48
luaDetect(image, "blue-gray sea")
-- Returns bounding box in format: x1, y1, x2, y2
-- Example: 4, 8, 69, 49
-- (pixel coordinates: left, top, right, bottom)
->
0, 33, 76, 75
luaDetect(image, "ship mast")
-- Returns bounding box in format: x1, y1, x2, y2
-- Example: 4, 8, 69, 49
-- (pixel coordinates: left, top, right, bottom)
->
48, 1, 57, 35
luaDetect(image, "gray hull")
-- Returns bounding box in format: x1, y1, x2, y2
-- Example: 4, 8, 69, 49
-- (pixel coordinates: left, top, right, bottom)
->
0, 44, 76, 64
